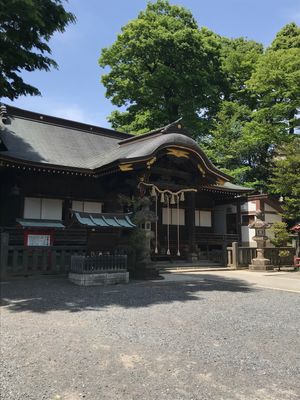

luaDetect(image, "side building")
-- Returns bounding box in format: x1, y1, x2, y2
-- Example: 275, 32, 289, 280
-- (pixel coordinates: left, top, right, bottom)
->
214, 194, 283, 247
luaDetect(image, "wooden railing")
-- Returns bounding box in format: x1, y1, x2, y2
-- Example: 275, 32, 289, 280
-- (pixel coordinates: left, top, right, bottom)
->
227, 242, 295, 269
195, 233, 238, 243
156, 234, 238, 262
0, 232, 86, 278
70, 254, 127, 274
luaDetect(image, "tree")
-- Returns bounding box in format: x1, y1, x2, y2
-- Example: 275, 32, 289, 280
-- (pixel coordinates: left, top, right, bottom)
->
270, 22, 300, 50
0, 0, 75, 100
270, 138, 300, 221
204, 37, 266, 187
206, 23, 300, 189
248, 47, 300, 136
270, 222, 290, 247
99, 0, 224, 137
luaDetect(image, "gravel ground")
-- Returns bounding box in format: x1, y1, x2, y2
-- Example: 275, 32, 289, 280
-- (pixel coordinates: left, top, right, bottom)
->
1, 275, 300, 400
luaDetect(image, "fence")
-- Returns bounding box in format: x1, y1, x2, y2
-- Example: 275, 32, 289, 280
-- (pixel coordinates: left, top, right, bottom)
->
227, 242, 295, 269
70, 254, 127, 274
0, 232, 86, 278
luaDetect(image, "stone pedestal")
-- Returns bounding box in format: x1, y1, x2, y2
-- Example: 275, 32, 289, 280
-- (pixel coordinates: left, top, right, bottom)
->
249, 259, 273, 271
249, 248, 273, 271
69, 271, 129, 286
187, 252, 198, 263
134, 228, 159, 279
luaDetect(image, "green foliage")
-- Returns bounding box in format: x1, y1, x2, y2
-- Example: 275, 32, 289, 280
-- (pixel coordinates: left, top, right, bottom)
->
270, 22, 300, 50
99, 0, 224, 138
206, 23, 300, 189
118, 195, 156, 271
220, 37, 263, 106
100, 5, 299, 191
127, 228, 147, 268
270, 138, 300, 221
0, 0, 75, 100
248, 47, 300, 135
278, 249, 290, 259
270, 222, 290, 248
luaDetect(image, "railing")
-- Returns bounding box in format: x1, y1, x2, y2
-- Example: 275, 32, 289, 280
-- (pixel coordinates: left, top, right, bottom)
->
156, 233, 237, 261
207, 249, 224, 264
70, 254, 127, 274
227, 242, 295, 269
0, 236, 86, 278
195, 233, 238, 243
264, 248, 295, 266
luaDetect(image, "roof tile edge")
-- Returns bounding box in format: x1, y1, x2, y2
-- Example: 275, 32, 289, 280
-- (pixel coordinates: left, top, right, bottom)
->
4, 104, 133, 140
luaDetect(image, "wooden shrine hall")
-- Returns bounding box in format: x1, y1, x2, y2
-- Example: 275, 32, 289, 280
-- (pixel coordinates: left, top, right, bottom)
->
0, 105, 252, 274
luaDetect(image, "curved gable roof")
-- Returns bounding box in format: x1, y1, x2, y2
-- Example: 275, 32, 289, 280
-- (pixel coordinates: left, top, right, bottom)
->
87, 132, 231, 181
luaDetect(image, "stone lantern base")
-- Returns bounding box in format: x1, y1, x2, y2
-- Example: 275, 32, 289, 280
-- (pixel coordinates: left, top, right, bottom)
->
249, 257, 273, 271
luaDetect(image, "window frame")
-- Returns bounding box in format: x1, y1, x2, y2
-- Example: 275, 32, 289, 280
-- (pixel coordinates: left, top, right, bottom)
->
23, 197, 63, 220
72, 200, 103, 214
162, 207, 185, 226
195, 209, 212, 227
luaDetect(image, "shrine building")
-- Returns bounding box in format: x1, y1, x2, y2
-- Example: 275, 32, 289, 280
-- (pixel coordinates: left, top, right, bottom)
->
0, 105, 258, 275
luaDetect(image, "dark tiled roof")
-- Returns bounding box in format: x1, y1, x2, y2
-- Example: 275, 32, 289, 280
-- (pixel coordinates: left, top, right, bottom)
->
86, 132, 202, 169
0, 105, 253, 193
0, 105, 130, 169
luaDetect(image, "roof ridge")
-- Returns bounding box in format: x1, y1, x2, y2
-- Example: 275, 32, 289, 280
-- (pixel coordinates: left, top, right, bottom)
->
118, 118, 183, 145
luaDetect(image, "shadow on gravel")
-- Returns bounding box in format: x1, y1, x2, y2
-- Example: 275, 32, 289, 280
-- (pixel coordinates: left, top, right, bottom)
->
0, 275, 255, 314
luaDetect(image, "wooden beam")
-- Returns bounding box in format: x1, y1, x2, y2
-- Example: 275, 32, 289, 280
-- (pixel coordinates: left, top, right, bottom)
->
150, 166, 195, 180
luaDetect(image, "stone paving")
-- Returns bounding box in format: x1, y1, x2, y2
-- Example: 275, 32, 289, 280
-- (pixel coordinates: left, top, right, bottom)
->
1, 275, 300, 400
162, 269, 300, 293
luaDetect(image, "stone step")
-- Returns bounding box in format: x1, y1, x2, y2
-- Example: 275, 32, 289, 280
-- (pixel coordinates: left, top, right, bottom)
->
156, 260, 224, 271
162, 267, 229, 273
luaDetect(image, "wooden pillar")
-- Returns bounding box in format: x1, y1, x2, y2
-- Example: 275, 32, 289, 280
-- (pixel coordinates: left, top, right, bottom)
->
0, 232, 9, 280
186, 192, 197, 261
236, 197, 242, 244
156, 198, 163, 253
63, 199, 72, 224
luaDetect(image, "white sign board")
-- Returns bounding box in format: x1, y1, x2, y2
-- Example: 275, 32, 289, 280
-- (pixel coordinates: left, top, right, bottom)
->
27, 234, 51, 247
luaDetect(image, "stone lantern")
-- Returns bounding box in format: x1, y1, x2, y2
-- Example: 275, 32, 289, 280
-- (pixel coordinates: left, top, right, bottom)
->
248, 211, 273, 271
134, 196, 157, 278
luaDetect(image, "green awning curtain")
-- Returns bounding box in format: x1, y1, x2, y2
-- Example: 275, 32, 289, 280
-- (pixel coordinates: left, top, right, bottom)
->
73, 212, 136, 229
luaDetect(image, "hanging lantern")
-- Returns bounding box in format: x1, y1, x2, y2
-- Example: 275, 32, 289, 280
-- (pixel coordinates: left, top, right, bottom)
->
180, 191, 185, 201
177, 250, 181, 256
167, 249, 170, 255
160, 192, 165, 203
150, 185, 156, 197
170, 193, 175, 204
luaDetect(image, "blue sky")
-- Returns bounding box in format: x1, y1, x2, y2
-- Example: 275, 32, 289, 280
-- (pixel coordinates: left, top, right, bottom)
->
3, 0, 300, 128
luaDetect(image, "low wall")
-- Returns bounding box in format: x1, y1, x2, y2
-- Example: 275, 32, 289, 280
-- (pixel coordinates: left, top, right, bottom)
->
227, 242, 296, 269
69, 271, 129, 286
